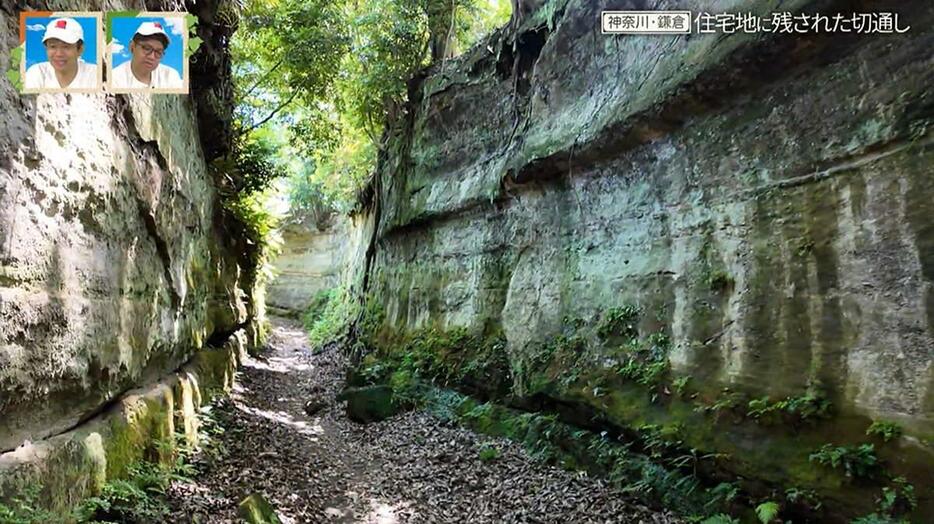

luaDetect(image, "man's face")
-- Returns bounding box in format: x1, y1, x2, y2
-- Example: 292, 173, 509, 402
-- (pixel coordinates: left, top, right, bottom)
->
44, 39, 81, 71
130, 38, 165, 73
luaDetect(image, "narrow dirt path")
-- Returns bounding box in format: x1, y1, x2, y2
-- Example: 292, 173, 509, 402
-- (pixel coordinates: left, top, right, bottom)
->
166, 316, 680, 523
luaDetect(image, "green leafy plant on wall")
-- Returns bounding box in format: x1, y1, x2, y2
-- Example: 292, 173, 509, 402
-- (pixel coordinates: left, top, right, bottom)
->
616, 332, 672, 388
866, 421, 902, 443
303, 286, 359, 350
598, 304, 641, 340
876, 477, 917, 519
745, 389, 832, 425
809, 443, 879, 480
5, 46, 24, 91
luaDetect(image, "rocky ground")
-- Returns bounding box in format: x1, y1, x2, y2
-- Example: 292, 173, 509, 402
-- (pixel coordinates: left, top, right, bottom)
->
164, 317, 681, 523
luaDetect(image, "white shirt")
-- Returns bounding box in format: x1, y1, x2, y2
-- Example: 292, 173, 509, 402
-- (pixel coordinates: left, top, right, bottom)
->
111, 61, 183, 89
24, 59, 99, 89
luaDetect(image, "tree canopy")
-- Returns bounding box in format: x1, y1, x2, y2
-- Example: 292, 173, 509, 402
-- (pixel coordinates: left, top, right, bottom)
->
226, 0, 512, 215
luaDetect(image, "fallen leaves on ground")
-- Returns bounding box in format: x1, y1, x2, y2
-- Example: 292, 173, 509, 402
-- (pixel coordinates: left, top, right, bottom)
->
164, 317, 681, 524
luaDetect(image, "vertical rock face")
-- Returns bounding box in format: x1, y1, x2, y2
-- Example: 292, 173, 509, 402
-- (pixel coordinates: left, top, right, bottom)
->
355, 0, 934, 515
267, 216, 351, 315
0, 4, 255, 453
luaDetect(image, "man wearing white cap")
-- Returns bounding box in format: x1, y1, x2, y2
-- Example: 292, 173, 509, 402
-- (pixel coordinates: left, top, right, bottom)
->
24, 17, 99, 89
111, 21, 183, 89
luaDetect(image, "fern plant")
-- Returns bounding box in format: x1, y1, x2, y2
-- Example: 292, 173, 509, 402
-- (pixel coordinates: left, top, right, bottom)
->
755, 501, 780, 523
0, 484, 58, 524
701, 514, 740, 524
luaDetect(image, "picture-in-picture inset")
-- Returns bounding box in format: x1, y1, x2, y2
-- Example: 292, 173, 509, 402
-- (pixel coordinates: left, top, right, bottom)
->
22, 13, 103, 93
108, 13, 188, 93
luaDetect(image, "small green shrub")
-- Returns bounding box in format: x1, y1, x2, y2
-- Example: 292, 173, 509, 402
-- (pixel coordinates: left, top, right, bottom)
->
389, 369, 420, 405
705, 482, 740, 510
220, 190, 282, 279
695, 390, 744, 420
809, 443, 879, 479
303, 289, 336, 329
598, 305, 641, 340
616, 332, 672, 387
672, 376, 690, 395
0, 484, 57, 524
784, 487, 822, 511
877, 477, 916, 517
478, 445, 500, 462
866, 421, 902, 443
305, 287, 359, 349
78, 486, 153, 522
74, 452, 200, 524
76, 478, 170, 523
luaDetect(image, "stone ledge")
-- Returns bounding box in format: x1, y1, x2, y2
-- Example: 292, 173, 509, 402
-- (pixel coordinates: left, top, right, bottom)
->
0, 329, 249, 521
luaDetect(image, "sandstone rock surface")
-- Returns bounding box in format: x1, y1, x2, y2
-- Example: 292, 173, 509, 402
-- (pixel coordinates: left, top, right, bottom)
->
350, 0, 934, 517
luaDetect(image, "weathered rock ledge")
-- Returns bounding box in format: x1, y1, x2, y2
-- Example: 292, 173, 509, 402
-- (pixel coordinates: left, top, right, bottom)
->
0, 329, 248, 520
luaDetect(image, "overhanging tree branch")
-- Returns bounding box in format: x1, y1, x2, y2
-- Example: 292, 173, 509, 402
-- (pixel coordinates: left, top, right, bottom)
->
245, 90, 301, 133
242, 58, 285, 99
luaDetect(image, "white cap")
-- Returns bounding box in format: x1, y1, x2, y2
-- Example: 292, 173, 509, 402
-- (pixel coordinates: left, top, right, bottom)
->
135, 21, 168, 39
42, 18, 83, 45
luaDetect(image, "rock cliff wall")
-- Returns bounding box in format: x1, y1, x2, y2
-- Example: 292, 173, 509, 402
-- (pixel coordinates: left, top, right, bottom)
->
354, 0, 934, 518
0, 0, 258, 460
267, 216, 351, 316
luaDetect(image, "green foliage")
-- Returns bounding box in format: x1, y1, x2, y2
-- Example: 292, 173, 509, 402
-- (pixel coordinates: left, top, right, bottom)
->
389, 369, 420, 405
286, 165, 338, 227
547, 334, 587, 388
360, 323, 509, 398
422, 388, 469, 423
705, 270, 734, 291
461, 0, 511, 44
700, 515, 740, 524
746, 396, 770, 418
877, 477, 916, 517
307, 124, 375, 211
234, 0, 511, 213
745, 390, 832, 425
755, 501, 780, 523
850, 514, 908, 524
784, 487, 822, 511
218, 131, 290, 196
866, 421, 902, 443
598, 304, 641, 340
478, 444, 500, 462
417, 388, 747, 519
220, 189, 282, 281
303, 289, 336, 329
0, 484, 57, 524
75, 461, 177, 523
694, 390, 745, 421
72, 409, 223, 524
234, 1, 350, 128
672, 376, 690, 395
303, 287, 359, 349
704, 482, 739, 513
638, 424, 683, 459
809, 443, 879, 479
616, 332, 672, 387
